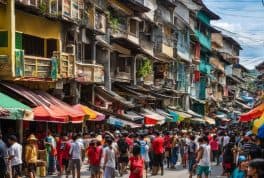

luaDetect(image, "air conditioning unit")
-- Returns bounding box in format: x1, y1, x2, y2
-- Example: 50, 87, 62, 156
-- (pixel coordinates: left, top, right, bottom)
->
66, 44, 76, 55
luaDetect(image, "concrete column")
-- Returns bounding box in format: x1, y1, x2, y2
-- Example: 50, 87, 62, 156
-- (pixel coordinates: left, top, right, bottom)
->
104, 49, 111, 91
91, 39, 96, 64
132, 56, 137, 86
7, 0, 15, 77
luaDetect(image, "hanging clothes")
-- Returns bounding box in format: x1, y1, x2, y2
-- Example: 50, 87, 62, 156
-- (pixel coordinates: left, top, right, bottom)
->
194, 42, 201, 60
194, 70, 200, 82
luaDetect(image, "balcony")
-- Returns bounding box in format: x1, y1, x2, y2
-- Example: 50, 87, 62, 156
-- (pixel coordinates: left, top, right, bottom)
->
119, 0, 150, 13
154, 36, 174, 59
86, 8, 107, 34
112, 71, 131, 83
195, 30, 211, 51
53, 52, 75, 78
139, 33, 154, 56
23, 55, 52, 79
76, 62, 104, 83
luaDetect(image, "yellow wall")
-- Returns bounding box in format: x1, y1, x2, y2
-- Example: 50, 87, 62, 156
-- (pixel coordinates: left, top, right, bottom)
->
0, 6, 7, 29
16, 10, 61, 39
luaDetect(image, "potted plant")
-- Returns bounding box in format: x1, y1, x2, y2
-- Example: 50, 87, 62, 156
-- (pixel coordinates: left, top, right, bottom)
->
137, 58, 152, 81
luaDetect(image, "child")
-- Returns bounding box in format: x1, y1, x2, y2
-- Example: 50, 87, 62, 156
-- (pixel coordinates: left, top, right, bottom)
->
231, 155, 247, 178
129, 145, 144, 178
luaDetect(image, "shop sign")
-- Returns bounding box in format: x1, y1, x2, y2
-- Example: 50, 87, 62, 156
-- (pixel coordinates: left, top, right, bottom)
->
71, 0, 79, 20
62, 0, 71, 18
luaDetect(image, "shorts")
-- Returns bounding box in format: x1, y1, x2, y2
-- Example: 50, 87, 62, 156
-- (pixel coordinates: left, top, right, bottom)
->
62, 159, 69, 169
153, 153, 163, 166
196, 165, 210, 176
90, 165, 100, 175
188, 158, 196, 172
12, 164, 22, 177
71, 159, 81, 171
119, 155, 129, 163
104, 167, 115, 178
27, 163, 36, 172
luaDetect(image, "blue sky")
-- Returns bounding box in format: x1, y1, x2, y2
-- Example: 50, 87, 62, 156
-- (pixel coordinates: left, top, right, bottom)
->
203, 0, 264, 69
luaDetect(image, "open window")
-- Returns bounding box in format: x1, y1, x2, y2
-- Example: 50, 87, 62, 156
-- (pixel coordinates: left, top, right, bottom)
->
22, 34, 44, 57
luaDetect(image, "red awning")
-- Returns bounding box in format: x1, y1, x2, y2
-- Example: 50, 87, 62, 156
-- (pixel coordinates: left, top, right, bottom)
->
239, 103, 264, 122
33, 105, 69, 123
0, 82, 84, 123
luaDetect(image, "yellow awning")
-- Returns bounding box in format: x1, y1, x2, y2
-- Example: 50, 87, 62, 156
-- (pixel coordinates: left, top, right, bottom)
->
204, 116, 216, 125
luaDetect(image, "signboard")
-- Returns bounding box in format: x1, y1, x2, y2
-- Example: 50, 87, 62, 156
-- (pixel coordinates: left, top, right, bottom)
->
71, 0, 79, 20
63, 0, 71, 18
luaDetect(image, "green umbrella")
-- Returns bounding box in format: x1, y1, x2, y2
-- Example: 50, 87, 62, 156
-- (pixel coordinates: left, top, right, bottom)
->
0, 92, 33, 120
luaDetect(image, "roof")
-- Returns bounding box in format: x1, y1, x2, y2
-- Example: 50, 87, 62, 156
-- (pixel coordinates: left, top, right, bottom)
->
256, 60, 264, 70
193, 0, 220, 20
222, 34, 242, 50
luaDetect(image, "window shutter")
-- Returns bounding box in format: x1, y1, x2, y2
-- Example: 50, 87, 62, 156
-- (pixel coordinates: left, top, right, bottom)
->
15, 32, 23, 49
0, 31, 8, 47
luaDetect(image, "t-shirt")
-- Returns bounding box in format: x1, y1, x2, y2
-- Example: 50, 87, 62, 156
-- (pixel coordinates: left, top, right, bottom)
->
164, 135, 172, 149
198, 144, 211, 167
152, 136, 164, 155
210, 140, 219, 151
0, 140, 7, 170
223, 136, 230, 147
61, 141, 71, 160
9, 142, 22, 166
69, 141, 83, 160
88, 146, 102, 166
129, 156, 144, 178
104, 146, 115, 168
231, 168, 246, 178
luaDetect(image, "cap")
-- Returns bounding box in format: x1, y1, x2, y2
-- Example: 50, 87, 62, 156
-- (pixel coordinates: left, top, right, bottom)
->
238, 155, 247, 163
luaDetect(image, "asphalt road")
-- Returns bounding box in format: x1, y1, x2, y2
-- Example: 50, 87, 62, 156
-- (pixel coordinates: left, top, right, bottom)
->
43, 162, 225, 178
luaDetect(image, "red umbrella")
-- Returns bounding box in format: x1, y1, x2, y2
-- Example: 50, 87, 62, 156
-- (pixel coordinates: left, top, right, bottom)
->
239, 103, 264, 122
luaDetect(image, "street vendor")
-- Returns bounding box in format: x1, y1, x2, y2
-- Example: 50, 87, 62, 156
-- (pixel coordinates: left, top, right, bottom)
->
25, 134, 38, 178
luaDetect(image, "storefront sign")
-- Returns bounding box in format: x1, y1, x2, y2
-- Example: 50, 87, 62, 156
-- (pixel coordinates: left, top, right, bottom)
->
62, 0, 71, 18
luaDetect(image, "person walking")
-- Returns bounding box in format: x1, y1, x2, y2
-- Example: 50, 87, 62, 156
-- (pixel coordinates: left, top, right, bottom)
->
129, 144, 144, 178
171, 132, 179, 169
44, 131, 57, 175
103, 138, 116, 178
0, 131, 7, 178
164, 131, 172, 169
247, 158, 264, 178
210, 135, 219, 165
187, 135, 197, 178
87, 139, 103, 178
196, 136, 211, 178
25, 134, 38, 178
8, 135, 22, 178
69, 134, 84, 178
151, 131, 164, 176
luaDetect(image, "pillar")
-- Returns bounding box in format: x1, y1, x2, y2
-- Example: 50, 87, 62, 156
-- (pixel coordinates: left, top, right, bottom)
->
91, 38, 96, 64
132, 56, 137, 86
7, 0, 15, 77
104, 49, 111, 90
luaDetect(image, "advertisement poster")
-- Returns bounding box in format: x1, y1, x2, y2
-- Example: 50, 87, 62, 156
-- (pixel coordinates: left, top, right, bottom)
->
63, 0, 71, 18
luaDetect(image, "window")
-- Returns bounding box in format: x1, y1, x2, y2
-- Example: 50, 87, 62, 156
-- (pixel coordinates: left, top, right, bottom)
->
22, 34, 44, 57
129, 19, 138, 36
117, 57, 131, 73
47, 39, 57, 58
84, 43, 92, 62
0, 31, 8, 47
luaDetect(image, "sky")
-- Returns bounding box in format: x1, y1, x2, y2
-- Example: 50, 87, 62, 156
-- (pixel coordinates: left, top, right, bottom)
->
203, 0, 264, 70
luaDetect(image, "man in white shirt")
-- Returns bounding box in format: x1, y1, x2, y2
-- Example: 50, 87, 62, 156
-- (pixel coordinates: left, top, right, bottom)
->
8, 135, 22, 178
196, 136, 211, 178
70, 134, 84, 178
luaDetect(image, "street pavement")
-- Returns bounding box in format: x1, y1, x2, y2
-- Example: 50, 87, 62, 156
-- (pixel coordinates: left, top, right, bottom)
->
43, 162, 225, 178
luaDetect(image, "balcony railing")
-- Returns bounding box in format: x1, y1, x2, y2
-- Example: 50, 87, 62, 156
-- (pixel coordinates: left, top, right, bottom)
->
53, 52, 75, 78
76, 62, 104, 83
154, 36, 174, 58
139, 34, 154, 55
23, 55, 52, 78
112, 27, 139, 45
112, 72, 131, 82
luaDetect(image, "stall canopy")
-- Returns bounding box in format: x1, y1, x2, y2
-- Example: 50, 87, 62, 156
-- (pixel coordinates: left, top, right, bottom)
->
0, 92, 33, 120
73, 104, 105, 121
107, 116, 141, 128
239, 103, 264, 122
204, 116, 216, 125
141, 108, 166, 126
0, 83, 84, 123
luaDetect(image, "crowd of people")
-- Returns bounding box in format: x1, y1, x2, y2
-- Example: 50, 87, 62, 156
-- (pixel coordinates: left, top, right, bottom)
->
0, 125, 264, 178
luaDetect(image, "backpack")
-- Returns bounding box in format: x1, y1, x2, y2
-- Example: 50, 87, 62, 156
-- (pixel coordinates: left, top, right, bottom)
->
118, 138, 128, 154
139, 140, 147, 156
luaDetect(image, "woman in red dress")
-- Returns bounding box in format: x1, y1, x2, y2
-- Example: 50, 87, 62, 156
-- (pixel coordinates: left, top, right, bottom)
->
129, 145, 144, 178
